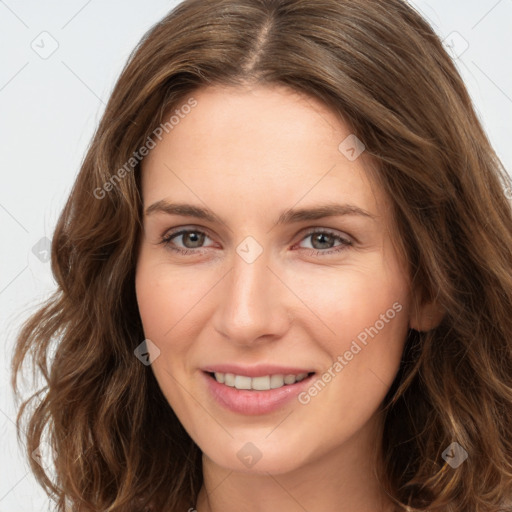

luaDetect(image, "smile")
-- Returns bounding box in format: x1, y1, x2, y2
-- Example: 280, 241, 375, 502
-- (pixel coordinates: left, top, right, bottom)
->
203, 370, 317, 415
210, 371, 313, 390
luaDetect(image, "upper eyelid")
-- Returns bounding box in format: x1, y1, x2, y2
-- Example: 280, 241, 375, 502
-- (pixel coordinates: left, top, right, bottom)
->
161, 225, 216, 242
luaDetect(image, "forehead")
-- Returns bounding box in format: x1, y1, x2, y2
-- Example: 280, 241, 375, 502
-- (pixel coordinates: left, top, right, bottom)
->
141, 84, 385, 220
148, 84, 352, 165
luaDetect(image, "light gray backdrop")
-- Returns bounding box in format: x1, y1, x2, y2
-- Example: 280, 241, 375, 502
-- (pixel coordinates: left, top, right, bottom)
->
1, 0, 511, 510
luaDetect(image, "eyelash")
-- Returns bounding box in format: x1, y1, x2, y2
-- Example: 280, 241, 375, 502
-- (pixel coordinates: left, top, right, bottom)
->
158, 227, 353, 257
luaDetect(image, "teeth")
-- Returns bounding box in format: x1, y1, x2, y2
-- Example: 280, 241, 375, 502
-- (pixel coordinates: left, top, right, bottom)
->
252, 375, 270, 390
284, 374, 297, 385
234, 375, 252, 390
212, 372, 310, 390
270, 374, 284, 388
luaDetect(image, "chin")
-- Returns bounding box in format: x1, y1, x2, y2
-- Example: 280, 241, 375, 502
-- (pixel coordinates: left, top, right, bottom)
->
201, 438, 311, 475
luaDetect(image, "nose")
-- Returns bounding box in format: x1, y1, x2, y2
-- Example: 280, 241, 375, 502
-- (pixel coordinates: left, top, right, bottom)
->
212, 245, 291, 346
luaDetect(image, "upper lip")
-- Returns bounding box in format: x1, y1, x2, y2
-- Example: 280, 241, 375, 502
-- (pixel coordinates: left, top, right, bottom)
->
202, 364, 316, 378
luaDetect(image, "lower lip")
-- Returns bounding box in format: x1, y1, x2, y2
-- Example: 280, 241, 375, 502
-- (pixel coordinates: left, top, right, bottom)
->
203, 371, 315, 415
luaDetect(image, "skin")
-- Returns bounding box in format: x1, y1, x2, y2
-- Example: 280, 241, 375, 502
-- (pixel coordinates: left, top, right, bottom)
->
135, 84, 436, 512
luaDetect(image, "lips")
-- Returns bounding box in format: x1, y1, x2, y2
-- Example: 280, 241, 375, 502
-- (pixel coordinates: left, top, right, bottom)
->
201, 364, 317, 415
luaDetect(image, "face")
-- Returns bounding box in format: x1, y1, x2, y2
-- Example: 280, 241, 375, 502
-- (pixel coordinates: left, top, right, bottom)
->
135, 84, 413, 475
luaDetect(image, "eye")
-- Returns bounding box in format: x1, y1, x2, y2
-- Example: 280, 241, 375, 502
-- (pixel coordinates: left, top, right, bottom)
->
296, 229, 353, 256
158, 227, 353, 257
159, 228, 214, 255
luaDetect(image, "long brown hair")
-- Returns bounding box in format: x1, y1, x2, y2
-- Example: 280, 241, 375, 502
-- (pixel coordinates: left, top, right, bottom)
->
12, 0, 512, 510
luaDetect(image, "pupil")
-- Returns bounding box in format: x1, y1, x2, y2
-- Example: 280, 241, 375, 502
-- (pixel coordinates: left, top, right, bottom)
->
185, 232, 204, 248
313, 233, 332, 249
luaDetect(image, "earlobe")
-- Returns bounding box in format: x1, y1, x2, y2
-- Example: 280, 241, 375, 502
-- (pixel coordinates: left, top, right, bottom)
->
409, 300, 444, 332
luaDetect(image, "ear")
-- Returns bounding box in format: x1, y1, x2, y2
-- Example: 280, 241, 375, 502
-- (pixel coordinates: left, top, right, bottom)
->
409, 300, 444, 332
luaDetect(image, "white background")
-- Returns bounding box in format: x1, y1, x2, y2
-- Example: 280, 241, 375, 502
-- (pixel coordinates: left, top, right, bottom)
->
1, 0, 511, 510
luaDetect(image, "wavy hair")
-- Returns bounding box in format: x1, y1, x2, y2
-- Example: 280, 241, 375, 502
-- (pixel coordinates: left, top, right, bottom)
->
12, 0, 512, 510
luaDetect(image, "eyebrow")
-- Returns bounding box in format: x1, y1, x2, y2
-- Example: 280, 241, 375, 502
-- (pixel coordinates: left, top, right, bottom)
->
145, 200, 376, 225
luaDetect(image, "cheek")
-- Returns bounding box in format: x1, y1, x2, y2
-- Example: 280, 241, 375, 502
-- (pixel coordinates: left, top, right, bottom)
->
135, 267, 168, 341
135, 260, 197, 403
134, 255, 220, 394
135, 255, 203, 342
287, 260, 410, 414
336, 276, 407, 345
296, 262, 409, 413
284, 257, 409, 347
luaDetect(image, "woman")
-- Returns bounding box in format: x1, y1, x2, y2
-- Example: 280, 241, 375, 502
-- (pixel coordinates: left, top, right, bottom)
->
12, 0, 512, 511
